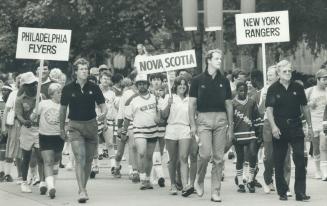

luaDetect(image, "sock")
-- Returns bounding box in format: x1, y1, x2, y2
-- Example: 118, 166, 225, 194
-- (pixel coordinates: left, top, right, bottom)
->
140, 173, 146, 181
243, 162, 249, 181
115, 160, 121, 168
45, 176, 55, 189
110, 158, 115, 168
5, 162, 12, 175
154, 165, 164, 178
128, 165, 133, 175
249, 167, 255, 182
314, 155, 321, 173
0, 161, 4, 172
321, 161, 327, 178
237, 169, 243, 185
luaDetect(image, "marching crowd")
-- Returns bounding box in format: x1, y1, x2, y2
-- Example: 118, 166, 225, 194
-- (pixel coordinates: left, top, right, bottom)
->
0, 46, 327, 204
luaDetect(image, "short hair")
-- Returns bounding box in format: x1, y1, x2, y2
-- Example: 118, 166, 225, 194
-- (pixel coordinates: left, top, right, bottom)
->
205, 49, 223, 69
171, 76, 189, 97
99, 71, 112, 80
49, 68, 63, 83
267, 65, 278, 75
276, 60, 291, 72
236, 82, 247, 91
111, 73, 124, 84
48, 83, 62, 97
73, 58, 89, 71
149, 73, 163, 81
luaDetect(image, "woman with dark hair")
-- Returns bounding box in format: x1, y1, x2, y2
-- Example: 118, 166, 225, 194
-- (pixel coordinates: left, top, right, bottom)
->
161, 76, 192, 196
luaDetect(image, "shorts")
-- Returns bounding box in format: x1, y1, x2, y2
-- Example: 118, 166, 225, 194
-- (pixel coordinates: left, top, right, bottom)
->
67, 118, 98, 144
147, 137, 158, 143
20, 126, 39, 151
157, 125, 166, 138
39, 134, 65, 152
5, 121, 22, 159
165, 124, 191, 141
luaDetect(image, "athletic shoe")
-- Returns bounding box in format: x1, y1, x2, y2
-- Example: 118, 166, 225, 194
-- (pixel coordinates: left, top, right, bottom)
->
254, 179, 262, 188
175, 181, 183, 191
140, 180, 153, 190
49, 188, 56, 199
113, 167, 121, 178
194, 180, 204, 197
4, 175, 13, 182
158, 177, 165, 187
247, 181, 255, 193
263, 182, 271, 194
295, 193, 310, 201
39, 181, 48, 195
78, 191, 88, 203
221, 173, 224, 181
182, 185, 194, 197
322, 177, 327, 181
237, 184, 246, 193
0, 171, 5, 182
169, 184, 178, 195
66, 162, 73, 171
286, 190, 292, 197
16, 177, 23, 185
32, 177, 40, 186
269, 183, 275, 191
132, 173, 140, 183
279, 194, 288, 201
59, 163, 65, 169
21, 181, 32, 193
211, 193, 222, 202
92, 165, 99, 174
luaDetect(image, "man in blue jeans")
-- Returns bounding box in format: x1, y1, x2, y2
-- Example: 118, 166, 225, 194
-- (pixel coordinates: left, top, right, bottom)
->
189, 49, 233, 202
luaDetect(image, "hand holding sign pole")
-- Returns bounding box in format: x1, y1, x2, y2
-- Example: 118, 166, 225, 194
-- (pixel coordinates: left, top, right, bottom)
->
16, 27, 71, 110
235, 11, 290, 85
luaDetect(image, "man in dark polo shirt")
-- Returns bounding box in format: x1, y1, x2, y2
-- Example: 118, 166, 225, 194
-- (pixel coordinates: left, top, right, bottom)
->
59, 58, 107, 203
189, 49, 233, 202
266, 60, 313, 202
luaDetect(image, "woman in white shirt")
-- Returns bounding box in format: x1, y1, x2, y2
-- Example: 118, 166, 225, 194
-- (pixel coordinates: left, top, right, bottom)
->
161, 76, 192, 196
31, 83, 63, 199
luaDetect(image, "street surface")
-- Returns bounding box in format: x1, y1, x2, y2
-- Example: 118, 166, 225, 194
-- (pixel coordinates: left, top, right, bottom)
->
0, 153, 326, 206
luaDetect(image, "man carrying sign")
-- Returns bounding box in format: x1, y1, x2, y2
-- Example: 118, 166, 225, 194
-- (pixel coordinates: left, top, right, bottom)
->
59, 58, 107, 203
189, 49, 233, 202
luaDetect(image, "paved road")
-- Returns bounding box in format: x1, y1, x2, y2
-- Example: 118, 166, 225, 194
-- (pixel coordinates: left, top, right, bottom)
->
0, 153, 326, 206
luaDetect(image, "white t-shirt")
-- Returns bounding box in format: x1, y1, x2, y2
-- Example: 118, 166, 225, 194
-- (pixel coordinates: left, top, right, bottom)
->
117, 88, 138, 120
125, 93, 158, 138
38, 99, 60, 135
306, 86, 327, 132
102, 89, 116, 120
160, 94, 190, 126
5, 90, 18, 109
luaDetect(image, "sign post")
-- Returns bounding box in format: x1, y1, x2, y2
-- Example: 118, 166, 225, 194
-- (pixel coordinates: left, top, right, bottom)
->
235, 10, 290, 85
16, 27, 71, 111
135, 50, 197, 97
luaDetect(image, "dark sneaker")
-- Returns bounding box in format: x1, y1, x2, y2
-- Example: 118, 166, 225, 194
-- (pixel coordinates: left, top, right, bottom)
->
221, 173, 224, 181
237, 184, 246, 193
158, 177, 165, 187
113, 167, 121, 178
176, 181, 183, 191
247, 181, 255, 193
279, 194, 288, 201
59, 163, 65, 169
132, 173, 140, 183
254, 179, 262, 188
49, 188, 56, 199
4, 175, 13, 182
181, 185, 194, 197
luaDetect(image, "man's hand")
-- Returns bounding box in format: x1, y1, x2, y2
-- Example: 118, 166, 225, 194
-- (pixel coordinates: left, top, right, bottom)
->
272, 125, 281, 139
307, 127, 314, 140
60, 129, 66, 141
190, 124, 197, 139
227, 126, 234, 143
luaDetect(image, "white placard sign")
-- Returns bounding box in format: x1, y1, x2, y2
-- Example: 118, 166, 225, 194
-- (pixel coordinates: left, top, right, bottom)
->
16, 27, 71, 61
235, 10, 289, 45
136, 50, 197, 75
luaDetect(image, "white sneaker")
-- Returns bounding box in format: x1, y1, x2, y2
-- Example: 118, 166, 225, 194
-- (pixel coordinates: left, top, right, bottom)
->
66, 162, 73, 171
269, 183, 275, 191
287, 190, 292, 197
21, 181, 32, 193
16, 177, 23, 185
315, 171, 322, 179
263, 182, 271, 194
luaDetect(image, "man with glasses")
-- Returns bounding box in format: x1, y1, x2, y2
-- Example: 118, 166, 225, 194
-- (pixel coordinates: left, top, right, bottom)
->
189, 49, 233, 202
266, 60, 313, 201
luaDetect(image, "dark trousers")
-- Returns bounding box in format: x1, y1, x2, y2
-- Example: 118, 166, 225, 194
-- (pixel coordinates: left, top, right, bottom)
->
272, 127, 306, 196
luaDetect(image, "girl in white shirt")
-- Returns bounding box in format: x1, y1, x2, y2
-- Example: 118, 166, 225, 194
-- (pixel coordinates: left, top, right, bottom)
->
161, 76, 192, 196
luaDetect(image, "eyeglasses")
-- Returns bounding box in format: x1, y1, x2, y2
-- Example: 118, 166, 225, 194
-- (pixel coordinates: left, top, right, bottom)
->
282, 70, 292, 74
